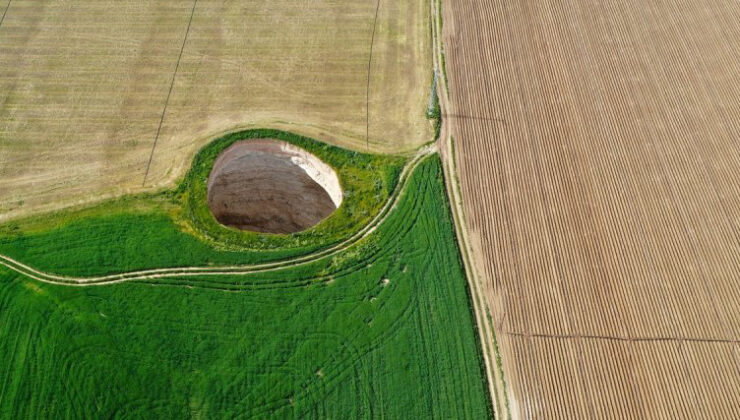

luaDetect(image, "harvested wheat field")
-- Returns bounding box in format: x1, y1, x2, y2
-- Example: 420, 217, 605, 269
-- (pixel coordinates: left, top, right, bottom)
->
441, 0, 740, 418
0, 0, 431, 221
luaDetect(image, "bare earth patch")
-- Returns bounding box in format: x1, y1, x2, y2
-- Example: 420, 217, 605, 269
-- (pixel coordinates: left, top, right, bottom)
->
207, 139, 342, 234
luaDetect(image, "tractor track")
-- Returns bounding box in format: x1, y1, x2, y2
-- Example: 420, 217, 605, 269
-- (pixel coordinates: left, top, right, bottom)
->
0, 145, 436, 287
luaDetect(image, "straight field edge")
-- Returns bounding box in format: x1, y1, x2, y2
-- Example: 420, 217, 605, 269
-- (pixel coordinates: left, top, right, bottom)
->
440, 136, 511, 420
435, 150, 495, 420
431, 0, 512, 417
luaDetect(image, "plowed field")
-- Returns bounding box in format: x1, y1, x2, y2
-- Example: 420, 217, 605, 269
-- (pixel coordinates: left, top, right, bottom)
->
442, 1, 740, 418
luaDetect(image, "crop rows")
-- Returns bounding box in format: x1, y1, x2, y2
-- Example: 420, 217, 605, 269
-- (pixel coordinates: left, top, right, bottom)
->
0, 157, 491, 418
442, 0, 740, 418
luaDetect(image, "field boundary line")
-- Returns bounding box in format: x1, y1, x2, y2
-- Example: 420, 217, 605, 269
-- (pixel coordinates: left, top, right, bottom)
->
365, 0, 381, 151
142, 0, 199, 186
505, 331, 740, 345
0, 0, 12, 30
431, 0, 510, 417
0, 146, 435, 286
443, 114, 506, 123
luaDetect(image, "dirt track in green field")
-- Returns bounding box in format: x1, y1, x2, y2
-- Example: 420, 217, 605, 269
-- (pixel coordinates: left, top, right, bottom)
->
0, 154, 491, 418
0, 146, 433, 286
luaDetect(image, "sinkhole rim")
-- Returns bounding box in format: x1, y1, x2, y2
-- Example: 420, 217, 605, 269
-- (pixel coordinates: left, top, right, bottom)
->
206, 139, 343, 234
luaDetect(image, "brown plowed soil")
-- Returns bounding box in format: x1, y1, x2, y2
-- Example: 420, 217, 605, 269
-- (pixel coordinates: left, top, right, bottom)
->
207, 140, 340, 234
442, 1, 740, 418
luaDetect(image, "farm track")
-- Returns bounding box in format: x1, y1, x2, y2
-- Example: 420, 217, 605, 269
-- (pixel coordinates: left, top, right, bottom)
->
441, 0, 740, 418
365, 0, 381, 151
0, 145, 436, 287
431, 0, 507, 417
141, 0, 199, 186
0, 0, 11, 29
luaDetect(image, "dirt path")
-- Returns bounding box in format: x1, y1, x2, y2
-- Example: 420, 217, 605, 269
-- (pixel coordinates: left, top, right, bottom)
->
0, 145, 436, 287
0, 1, 503, 411
430, 0, 510, 417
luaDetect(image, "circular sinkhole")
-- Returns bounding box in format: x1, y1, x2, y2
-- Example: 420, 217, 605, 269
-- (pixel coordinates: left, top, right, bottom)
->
207, 139, 343, 234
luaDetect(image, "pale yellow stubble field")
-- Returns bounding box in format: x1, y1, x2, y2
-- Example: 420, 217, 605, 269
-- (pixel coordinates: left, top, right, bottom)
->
0, 0, 431, 221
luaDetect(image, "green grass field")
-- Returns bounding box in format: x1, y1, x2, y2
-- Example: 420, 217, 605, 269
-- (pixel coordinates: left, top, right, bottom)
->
0, 156, 490, 418
1, 130, 406, 262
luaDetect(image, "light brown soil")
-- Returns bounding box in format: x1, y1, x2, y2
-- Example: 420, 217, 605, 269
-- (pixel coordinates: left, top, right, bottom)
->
0, 0, 431, 222
207, 140, 341, 234
442, 1, 740, 418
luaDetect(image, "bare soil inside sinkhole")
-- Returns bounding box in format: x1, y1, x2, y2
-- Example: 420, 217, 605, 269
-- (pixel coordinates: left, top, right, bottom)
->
207, 139, 343, 234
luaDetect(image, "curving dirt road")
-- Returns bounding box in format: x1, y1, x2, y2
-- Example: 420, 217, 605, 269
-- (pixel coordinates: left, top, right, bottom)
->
0, 145, 436, 287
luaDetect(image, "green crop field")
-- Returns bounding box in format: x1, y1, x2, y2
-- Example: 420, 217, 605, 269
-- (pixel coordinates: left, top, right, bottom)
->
0, 156, 491, 418
0, 129, 406, 262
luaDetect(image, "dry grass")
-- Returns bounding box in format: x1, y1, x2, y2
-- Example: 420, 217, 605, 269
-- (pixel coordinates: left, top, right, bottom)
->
0, 0, 431, 221
443, 1, 740, 418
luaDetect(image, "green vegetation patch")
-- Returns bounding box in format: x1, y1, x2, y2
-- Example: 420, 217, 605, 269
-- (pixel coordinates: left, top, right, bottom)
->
0, 130, 406, 270
426, 75, 442, 141
178, 129, 405, 251
0, 157, 491, 418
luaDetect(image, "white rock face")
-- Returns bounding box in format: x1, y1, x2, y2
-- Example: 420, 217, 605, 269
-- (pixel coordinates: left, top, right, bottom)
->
207, 139, 343, 234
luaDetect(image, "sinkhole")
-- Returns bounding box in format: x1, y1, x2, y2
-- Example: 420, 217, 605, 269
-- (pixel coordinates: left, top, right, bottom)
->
207, 139, 343, 234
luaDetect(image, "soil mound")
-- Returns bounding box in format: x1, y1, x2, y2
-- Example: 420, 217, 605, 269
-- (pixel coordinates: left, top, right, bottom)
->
207, 139, 342, 234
